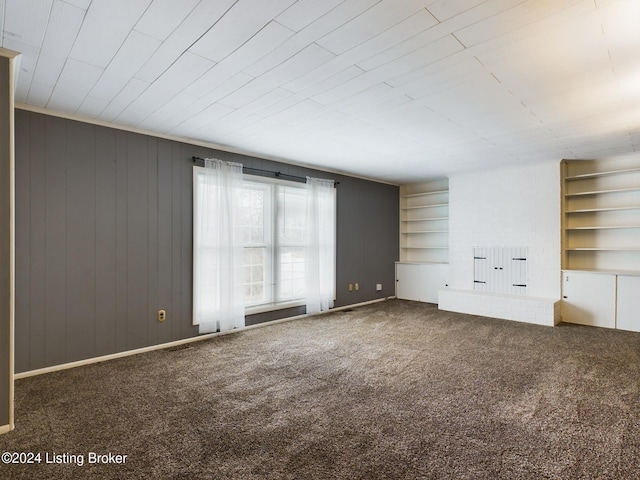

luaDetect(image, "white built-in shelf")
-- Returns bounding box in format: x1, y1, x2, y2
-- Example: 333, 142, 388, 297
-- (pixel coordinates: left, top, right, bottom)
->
562, 158, 640, 272
567, 225, 639, 230
401, 203, 448, 209
400, 179, 449, 264
567, 206, 639, 213
566, 247, 640, 251
565, 187, 640, 197
565, 167, 640, 180
403, 190, 448, 197
401, 217, 448, 222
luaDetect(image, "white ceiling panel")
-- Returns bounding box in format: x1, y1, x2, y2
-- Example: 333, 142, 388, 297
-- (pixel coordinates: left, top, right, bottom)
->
168, 102, 236, 138
455, 0, 587, 48
3, 0, 52, 49
243, 0, 381, 78
133, 0, 236, 84
188, 0, 296, 63
133, 0, 200, 41
316, 0, 430, 55
30, 0, 85, 89
62, 0, 91, 9
76, 96, 109, 118
5, 0, 640, 183
26, 81, 54, 108
220, 43, 335, 109
99, 78, 149, 122
47, 58, 103, 112
89, 31, 161, 101
275, 0, 343, 32
69, 0, 151, 68
425, 0, 503, 22
118, 51, 214, 126
184, 21, 294, 99
282, 8, 437, 93
152, 72, 254, 133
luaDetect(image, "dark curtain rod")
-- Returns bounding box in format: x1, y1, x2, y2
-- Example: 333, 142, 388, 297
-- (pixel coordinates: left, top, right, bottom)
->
192, 156, 338, 185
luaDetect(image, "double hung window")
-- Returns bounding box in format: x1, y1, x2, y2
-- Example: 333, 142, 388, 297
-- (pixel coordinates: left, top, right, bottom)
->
240, 178, 308, 311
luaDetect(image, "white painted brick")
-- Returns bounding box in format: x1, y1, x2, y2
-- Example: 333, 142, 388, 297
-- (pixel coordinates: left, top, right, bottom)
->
445, 160, 561, 321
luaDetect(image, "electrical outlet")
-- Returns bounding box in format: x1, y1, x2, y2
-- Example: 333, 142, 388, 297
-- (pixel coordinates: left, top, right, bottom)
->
376, 283, 382, 291
355, 283, 359, 291
348, 284, 353, 292
158, 310, 166, 322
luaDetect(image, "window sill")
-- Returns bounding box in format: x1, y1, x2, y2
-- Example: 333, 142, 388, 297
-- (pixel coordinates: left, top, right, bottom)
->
245, 300, 306, 316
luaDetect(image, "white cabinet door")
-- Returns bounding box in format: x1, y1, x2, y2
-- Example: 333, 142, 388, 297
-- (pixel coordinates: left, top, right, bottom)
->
396, 263, 422, 301
616, 275, 640, 332
420, 264, 448, 303
561, 271, 616, 328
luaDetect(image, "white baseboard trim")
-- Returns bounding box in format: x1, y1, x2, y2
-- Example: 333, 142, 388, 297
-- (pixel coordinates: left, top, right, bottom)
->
15, 297, 392, 380
0, 423, 12, 435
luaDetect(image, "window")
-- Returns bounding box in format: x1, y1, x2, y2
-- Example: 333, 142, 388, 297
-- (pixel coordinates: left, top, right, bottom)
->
240, 178, 309, 312
193, 163, 336, 320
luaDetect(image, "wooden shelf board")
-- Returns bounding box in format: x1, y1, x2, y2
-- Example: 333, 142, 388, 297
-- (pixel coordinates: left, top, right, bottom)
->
401, 203, 448, 210
565, 247, 640, 251
402, 190, 448, 198
565, 187, 640, 197
567, 225, 640, 230
565, 167, 640, 181
566, 206, 640, 213
400, 217, 449, 222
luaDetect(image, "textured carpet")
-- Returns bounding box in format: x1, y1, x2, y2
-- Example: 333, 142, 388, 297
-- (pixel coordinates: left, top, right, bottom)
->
1, 299, 640, 479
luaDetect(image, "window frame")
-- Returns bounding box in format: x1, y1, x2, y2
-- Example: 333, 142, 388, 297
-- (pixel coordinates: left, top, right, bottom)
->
242, 175, 310, 315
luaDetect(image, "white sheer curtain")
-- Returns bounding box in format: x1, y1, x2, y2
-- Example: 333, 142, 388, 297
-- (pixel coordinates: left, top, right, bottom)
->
305, 176, 336, 315
193, 158, 245, 333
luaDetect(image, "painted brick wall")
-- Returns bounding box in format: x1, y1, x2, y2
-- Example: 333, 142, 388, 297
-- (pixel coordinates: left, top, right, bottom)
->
444, 160, 561, 319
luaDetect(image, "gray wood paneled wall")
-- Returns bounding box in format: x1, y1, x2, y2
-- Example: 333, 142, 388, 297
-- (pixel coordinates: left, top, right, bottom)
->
14, 109, 399, 373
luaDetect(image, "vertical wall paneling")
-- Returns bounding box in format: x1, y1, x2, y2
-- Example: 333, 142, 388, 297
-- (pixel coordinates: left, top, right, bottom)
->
115, 131, 129, 353
14, 109, 30, 371
147, 138, 159, 347
13, 109, 399, 373
27, 113, 46, 369
95, 127, 117, 356
44, 117, 68, 366
180, 144, 195, 339
157, 139, 174, 345
171, 142, 184, 339
126, 133, 149, 350
66, 121, 97, 361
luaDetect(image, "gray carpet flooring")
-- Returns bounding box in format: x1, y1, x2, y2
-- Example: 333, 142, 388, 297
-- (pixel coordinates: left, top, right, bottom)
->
1, 299, 640, 479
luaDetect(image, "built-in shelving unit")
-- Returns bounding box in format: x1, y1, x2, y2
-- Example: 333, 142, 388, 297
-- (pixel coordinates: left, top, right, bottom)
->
561, 158, 640, 273
399, 178, 449, 264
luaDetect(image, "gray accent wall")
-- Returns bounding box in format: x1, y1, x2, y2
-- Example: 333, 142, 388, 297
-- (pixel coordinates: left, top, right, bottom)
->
14, 109, 399, 373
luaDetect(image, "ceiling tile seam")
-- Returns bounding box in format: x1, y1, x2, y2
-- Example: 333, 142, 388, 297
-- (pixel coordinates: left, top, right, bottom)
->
22, 0, 57, 106
312, 0, 385, 56
88, 29, 162, 109
321, 4, 439, 59
597, 5, 635, 144
192, 19, 296, 79
132, 0, 239, 89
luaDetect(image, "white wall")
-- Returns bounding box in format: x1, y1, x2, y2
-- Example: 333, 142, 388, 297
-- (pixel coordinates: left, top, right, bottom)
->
448, 160, 561, 299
